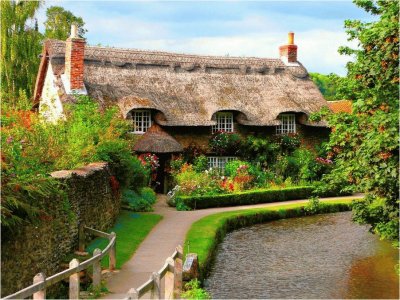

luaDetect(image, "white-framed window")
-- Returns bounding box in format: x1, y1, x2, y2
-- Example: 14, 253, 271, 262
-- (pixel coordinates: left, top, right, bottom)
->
208, 156, 237, 170
212, 112, 234, 133
276, 114, 296, 134
132, 110, 152, 133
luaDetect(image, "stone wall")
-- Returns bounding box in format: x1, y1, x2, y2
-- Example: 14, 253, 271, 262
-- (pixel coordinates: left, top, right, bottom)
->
1, 162, 120, 297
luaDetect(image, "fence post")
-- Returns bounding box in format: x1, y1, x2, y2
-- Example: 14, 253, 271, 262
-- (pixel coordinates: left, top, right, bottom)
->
78, 224, 85, 252
174, 245, 183, 298
69, 258, 80, 300
92, 248, 102, 289
109, 232, 116, 271
127, 288, 139, 299
150, 272, 161, 299
164, 257, 175, 299
33, 273, 46, 300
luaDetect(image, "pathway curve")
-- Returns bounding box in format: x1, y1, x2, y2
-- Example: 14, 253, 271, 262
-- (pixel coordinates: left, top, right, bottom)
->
102, 194, 363, 299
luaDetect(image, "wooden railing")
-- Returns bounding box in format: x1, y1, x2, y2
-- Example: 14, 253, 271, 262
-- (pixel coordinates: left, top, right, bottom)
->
125, 245, 183, 300
4, 225, 116, 300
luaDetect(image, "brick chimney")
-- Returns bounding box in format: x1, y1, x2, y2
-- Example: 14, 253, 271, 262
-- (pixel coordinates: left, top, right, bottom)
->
279, 32, 298, 64
63, 24, 86, 94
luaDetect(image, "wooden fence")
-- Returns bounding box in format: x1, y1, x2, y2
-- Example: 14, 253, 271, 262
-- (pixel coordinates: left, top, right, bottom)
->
125, 245, 183, 300
3, 225, 116, 300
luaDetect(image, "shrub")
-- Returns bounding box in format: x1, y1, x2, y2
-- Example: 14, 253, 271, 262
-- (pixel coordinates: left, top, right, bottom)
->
178, 186, 314, 209
209, 131, 242, 155
181, 279, 210, 300
122, 187, 156, 212
305, 196, 321, 214
240, 135, 280, 167
193, 155, 208, 173
175, 164, 222, 196
274, 133, 301, 154
1, 95, 148, 230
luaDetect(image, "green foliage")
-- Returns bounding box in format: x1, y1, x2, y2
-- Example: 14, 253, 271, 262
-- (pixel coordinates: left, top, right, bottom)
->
1, 0, 43, 104
122, 187, 156, 212
175, 164, 222, 197
240, 135, 280, 167
309, 72, 345, 100
44, 6, 87, 40
352, 195, 399, 244
185, 200, 353, 279
181, 279, 211, 300
305, 196, 321, 214
1, 95, 149, 229
178, 186, 314, 209
209, 132, 242, 155
193, 155, 208, 173
311, 0, 399, 243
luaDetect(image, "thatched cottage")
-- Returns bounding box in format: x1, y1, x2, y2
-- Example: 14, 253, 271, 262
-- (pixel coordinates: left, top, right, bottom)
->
34, 26, 330, 192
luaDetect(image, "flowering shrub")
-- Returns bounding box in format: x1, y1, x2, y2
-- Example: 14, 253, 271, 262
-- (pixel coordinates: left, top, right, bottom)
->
138, 153, 159, 181
274, 133, 301, 154
175, 164, 222, 196
209, 131, 242, 155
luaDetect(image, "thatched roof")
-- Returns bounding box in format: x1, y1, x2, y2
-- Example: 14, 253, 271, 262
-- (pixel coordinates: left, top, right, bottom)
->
133, 124, 183, 153
36, 39, 329, 127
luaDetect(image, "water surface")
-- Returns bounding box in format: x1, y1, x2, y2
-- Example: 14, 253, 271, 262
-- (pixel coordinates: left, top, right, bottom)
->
205, 212, 399, 299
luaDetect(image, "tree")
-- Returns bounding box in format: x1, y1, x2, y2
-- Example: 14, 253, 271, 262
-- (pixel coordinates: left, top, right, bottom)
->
311, 0, 399, 244
0, 0, 43, 106
309, 72, 343, 100
44, 6, 87, 40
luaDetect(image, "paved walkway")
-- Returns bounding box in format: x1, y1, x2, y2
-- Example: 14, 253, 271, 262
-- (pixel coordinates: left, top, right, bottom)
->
101, 194, 363, 299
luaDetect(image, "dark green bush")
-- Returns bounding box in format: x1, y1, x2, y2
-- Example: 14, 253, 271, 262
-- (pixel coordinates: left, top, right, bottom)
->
122, 187, 156, 212
178, 186, 314, 209
95, 141, 149, 190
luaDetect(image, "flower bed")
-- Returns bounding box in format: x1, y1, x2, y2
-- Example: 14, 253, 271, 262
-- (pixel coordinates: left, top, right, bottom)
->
177, 186, 314, 209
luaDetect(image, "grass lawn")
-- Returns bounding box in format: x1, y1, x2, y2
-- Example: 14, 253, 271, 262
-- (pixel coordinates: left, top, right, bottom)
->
86, 210, 162, 269
184, 198, 356, 277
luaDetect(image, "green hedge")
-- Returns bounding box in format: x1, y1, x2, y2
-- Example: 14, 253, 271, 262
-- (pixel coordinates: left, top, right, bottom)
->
178, 186, 314, 209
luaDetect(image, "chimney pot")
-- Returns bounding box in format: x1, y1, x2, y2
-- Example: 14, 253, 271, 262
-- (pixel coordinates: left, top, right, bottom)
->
279, 32, 298, 64
288, 32, 294, 45
70, 24, 78, 38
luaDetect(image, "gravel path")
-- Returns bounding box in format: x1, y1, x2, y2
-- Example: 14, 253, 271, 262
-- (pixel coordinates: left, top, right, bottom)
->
101, 194, 363, 299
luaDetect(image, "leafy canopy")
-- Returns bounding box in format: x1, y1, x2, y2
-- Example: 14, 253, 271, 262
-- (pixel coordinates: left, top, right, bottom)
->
44, 6, 87, 40
311, 0, 399, 243
1, 0, 43, 105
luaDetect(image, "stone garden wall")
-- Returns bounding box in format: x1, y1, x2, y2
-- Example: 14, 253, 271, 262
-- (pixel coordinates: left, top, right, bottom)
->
1, 162, 120, 297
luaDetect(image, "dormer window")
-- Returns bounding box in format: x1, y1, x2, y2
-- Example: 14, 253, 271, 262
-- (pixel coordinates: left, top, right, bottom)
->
276, 114, 296, 134
132, 110, 152, 133
212, 112, 234, 133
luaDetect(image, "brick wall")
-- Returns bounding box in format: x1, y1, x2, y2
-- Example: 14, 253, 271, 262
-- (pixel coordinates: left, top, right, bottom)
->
65, 37, 85, 90
1, 163, 120, 297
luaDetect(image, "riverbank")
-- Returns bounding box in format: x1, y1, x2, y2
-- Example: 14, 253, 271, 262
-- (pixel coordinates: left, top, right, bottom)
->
184, 199, 353, 279
101, 195, 361, 298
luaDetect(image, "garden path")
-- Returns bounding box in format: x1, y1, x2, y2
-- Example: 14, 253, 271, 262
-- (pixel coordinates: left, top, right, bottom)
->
101, 194, 363, 299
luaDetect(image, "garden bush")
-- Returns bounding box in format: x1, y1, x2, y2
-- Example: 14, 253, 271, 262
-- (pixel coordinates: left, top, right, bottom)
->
177, 186, 314, 209
209, 131, 242, 155
1, 96, 150, 229
121, 187, 156, 212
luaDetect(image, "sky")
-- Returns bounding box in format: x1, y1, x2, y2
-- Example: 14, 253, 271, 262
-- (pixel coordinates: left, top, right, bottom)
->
36, 0, 375, 75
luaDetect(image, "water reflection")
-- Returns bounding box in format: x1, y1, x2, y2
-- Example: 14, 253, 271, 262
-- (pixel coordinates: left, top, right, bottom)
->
205, 212, 399, 299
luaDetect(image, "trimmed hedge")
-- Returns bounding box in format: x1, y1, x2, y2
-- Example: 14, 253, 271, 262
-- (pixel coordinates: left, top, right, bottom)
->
184, 200, 353, 279
178, 186, 314, 209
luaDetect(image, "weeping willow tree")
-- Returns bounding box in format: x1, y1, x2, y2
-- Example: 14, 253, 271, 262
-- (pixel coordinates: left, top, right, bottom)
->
1, 0, 43, 109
